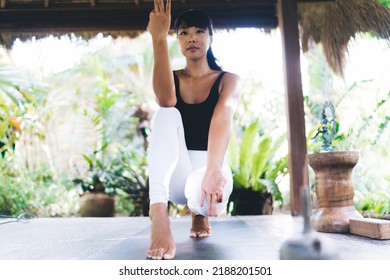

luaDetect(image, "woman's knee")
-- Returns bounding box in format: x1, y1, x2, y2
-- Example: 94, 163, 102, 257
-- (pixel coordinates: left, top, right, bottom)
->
153, 107, 181, 124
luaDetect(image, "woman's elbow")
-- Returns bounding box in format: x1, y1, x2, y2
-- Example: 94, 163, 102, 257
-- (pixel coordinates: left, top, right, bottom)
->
157, 97, 177, 107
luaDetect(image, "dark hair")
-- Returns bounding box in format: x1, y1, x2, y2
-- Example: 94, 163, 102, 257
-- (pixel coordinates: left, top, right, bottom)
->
174, 9, 222, 71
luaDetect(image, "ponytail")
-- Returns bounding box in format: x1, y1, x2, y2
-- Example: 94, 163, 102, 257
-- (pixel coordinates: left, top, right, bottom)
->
207, 48, 222, 71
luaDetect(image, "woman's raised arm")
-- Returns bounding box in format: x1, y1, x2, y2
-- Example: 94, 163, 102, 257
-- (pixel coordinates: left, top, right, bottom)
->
147, 0, 176, 107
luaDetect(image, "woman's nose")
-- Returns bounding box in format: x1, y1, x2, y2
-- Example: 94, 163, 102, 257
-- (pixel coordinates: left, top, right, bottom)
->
188, 36, 196, 43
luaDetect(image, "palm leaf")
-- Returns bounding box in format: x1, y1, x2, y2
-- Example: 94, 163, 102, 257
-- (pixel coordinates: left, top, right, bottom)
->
250, 136, 272, 188
237, 120, 259, 185
265, 156, 288, 180
233, 173, 249, 189
258, 178, 283, 205
227, 126, 239, 171
268, 134, 286, 162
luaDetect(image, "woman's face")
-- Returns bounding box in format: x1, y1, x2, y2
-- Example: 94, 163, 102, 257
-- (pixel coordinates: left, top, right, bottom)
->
177, 26, 212, 60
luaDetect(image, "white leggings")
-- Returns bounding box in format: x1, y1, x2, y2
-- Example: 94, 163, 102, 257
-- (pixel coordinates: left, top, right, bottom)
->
147, 107, 233, 216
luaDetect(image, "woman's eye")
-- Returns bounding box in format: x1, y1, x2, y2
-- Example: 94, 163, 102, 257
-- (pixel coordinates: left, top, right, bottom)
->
179, 31, 187, 36
196, 30, 205, 34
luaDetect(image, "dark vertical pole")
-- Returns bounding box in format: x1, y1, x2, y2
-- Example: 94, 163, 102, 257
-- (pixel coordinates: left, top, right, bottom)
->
277, 0, 309, 216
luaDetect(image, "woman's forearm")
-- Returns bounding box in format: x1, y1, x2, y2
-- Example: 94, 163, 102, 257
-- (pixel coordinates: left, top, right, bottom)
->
152, 37, 176, 107
206, 73, 240, 171
206, 108, 233, 171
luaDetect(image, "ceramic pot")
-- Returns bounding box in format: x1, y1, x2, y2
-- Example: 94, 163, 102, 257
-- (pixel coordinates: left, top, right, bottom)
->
79, 192, 115, 217
228, 188, 273, 215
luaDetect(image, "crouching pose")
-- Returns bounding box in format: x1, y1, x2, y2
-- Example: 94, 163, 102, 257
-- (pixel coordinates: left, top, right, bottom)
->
146, 0, 240, 260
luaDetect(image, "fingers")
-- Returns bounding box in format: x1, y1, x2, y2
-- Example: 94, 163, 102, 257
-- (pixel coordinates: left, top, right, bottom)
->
217, 193, 223, 203
154, 0, 161, 12
154, 0, 170, 13
206, 193, 219, 217
200, 190, 205, 207
212, 194, 218, 216
166, 0, 171, 13
203, 190, 223, 216
157, 0, 164, 13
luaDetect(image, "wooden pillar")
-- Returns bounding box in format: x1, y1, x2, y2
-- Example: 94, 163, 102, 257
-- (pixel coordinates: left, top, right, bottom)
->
277, 0, 309, 216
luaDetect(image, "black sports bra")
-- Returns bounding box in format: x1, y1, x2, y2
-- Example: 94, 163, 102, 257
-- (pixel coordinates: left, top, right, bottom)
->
174, 71, 227, 150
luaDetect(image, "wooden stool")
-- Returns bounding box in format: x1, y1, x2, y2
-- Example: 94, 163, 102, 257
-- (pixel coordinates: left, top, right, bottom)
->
308, 151, 363, 233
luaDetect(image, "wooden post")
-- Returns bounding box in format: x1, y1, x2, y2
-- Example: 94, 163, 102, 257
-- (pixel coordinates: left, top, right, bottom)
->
277, 0, 309, 216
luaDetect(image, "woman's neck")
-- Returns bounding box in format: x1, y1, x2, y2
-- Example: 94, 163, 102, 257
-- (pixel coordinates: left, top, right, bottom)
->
183, 60, 212, 78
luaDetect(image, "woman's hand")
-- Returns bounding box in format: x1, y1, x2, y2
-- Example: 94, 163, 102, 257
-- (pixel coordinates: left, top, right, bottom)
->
200, 169, 226, 217
147, 0, 171, 40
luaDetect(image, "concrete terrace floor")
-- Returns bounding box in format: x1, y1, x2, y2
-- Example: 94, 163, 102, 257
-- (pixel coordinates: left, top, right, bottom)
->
0, 215, 389, 260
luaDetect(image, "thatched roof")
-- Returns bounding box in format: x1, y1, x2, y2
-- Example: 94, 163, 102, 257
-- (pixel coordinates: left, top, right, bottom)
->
298, 0, 390, 76
1, 0, 389, 76
0, 0, 279, 48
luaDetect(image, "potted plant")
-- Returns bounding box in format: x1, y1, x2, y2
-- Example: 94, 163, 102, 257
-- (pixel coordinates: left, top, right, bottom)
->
73, 146, 149, 217
227, 119, 288, 215
307, 101, 363, 233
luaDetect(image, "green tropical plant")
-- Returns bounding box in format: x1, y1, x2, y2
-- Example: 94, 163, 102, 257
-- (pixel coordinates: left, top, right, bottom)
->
303, 39, 390, 217
355, 188, 390, 215
0, 63, 46, 158
228, 119, 288, 206
377, 0, 390, 7
73, 147, 149, 216
69, 52, 152, 215
0, 157, 78, 217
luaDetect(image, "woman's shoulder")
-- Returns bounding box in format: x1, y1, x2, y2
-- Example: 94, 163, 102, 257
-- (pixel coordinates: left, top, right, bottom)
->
173, 69, 185, 77
219, 71, 240, 97
222, 71, 239, 77
221, 71, 240, 85
213, 71, 239, 87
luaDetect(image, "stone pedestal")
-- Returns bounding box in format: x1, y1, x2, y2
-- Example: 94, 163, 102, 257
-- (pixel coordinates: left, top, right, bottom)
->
307, 151, 363, 233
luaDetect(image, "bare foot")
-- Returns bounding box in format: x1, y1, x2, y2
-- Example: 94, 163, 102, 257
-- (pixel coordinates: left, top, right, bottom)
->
190, 213, 211, 238
147, 203, 176, 260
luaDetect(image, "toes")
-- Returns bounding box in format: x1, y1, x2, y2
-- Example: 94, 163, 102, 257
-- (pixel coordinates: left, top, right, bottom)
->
147, 248, 175, 260
190, 215, 211, 238
163, 248, 176, 260
155, 248, 164, 260
164, 246, 176, 260
147, 248, 164, 260
198, 232, 211, 238
189, 231, 211, 238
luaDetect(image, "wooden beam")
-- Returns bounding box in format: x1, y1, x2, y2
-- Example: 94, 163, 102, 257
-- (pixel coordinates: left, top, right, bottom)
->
0, 0, 334, 32
297, 0, 333, 2
277, 0, 309, 216
0, 2, 278, 32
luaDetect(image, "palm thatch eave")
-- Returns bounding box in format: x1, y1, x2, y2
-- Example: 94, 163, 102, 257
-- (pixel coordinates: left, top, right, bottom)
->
0, 30, 144, 49
0, 0, 280, 48
298, 0, 390, 77
1, 0, 389, 77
